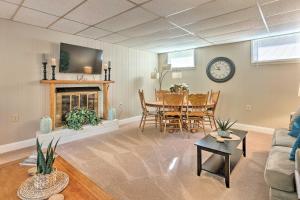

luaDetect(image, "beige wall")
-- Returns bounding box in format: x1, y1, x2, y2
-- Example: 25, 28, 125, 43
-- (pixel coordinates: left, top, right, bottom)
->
160, 41, 300, 129
0, 19, 157, 145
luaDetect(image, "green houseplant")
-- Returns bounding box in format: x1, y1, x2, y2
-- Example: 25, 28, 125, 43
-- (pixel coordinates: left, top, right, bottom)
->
170, 83, 189, 93
216, 119, 237, 137
65, 107, 101, 130
34, 138, 59, 189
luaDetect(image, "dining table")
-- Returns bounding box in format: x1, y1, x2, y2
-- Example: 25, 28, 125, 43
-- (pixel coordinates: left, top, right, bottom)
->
145, 101, 215, 132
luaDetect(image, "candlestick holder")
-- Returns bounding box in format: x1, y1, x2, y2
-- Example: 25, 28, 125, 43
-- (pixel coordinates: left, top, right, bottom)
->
108, 67, 111, 81
51, 65, 56, 80
42, 62, 47, 80
104, 69, 107, 81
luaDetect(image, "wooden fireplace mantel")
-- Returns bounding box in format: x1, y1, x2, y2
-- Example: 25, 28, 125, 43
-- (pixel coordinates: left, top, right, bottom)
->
40, 80, 115, 129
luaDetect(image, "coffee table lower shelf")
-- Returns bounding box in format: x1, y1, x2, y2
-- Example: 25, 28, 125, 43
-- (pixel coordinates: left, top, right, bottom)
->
202, 149, 243, 177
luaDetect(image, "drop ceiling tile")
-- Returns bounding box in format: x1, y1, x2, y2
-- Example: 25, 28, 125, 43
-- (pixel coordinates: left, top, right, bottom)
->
23, 0, 84, 16
99, 33, 128, 43
268, 21, 300, 35
266, 10, 300, 27
184, 6, 260, 33
197, 19, 264, 38
0, 1, 18, 19
95, 7, 158, 32
14, 7, 58, 27
118, 18, 175, 37
130, 0, 149, 4
167, 0, 257, 26
65, 0, 135, 25
50, 18, 88, 34
77, 27, 111, 39
205, 28, 267, 42
261, 0, 300, 17
4, 0, 22, 4
142, 0, 212, 17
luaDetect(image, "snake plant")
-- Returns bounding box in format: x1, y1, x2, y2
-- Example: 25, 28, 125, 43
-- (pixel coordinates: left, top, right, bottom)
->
216, 119, 237, 131
36, 138, 59, 175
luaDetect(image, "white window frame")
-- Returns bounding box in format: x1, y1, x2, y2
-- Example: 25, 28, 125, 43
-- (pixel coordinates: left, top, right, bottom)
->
167, 49, 196, 70
251, 33, 300, 64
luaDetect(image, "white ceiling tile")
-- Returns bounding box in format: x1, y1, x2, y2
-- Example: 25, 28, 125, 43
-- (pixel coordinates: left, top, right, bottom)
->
118, 18, 175, 37
266, 10, 300, 27
65, 0, 135, 25
77, 27, 111, 39
261, 0, 300, 17
0, 1, 18, 19
142, 0, 212, 17
205, 28, 267, 42
95, 7, 158, 32
23, 0, 84, 16
269, 21, 300, 35
129, 0, 149, 4
167, 0, 257, 26
14, 7, 58, 27
197, 20, 264, 38
184, 6, 260, 33
4, 0, 22, 4
99, 33, 128, 43
49, 18, 88, 34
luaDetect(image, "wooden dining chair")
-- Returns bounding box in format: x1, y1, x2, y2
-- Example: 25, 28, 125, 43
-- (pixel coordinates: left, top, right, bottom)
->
206, 90, 220, 130
186, 93, 209, 135
155, 89, 169, 102
162, 93, 184, 135
138, 89, 159, 132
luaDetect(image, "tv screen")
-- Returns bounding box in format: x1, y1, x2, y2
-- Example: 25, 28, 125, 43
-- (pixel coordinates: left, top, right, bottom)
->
59, 43, 103, 74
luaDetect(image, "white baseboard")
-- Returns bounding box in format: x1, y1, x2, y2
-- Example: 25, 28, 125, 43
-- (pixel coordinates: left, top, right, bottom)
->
118, 115, 141, 126
233, 123, 274, 135
0, 120, 119, 154
0, 138, 36, 154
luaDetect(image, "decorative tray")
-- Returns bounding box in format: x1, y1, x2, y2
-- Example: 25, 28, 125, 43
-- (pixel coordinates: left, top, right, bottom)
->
17, 171, 69, 200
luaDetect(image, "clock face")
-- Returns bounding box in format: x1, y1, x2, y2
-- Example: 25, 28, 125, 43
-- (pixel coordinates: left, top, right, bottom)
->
206, 57, 235, 83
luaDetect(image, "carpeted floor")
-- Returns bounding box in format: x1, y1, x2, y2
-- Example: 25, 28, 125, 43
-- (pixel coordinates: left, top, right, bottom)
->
57, 122, 272, 200
0, 122, 272, 200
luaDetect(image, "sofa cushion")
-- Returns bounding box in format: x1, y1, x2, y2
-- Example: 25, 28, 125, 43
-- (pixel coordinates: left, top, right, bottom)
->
289, 116, 300, 137
290, 133, 300, 161
270, 188, 297, 200
272, 128, 296, 147
265, 146, 295, 192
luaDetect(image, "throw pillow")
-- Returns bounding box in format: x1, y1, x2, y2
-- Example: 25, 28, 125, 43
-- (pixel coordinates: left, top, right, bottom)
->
290, 108, 300, 130
288, 115, 300, 137
290, 134, 300, 160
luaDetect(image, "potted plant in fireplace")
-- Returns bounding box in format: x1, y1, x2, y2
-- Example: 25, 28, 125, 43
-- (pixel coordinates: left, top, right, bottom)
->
65, 107, 101, 130
34, 138, 59, 189
216, 119, 237, 138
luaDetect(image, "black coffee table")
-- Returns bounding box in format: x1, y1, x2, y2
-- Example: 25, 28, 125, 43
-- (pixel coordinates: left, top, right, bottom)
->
194, 129, 247, 188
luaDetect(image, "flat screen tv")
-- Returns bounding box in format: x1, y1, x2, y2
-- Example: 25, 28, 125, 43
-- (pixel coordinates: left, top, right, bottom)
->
59, 43, 103, 74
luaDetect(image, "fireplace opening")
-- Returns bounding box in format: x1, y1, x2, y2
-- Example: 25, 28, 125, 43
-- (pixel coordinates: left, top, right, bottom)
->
55, 87, 101, 127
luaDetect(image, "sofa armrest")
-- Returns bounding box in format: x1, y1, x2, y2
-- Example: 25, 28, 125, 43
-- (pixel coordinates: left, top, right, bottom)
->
295, 149, 300, 172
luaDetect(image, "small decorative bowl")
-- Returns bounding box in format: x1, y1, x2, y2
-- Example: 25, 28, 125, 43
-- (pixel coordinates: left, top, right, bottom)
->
217, 130, 231, 137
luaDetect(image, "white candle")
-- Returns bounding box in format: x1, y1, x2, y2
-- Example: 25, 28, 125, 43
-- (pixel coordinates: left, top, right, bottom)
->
51, 58, 56, 66
42, 54, 47, 63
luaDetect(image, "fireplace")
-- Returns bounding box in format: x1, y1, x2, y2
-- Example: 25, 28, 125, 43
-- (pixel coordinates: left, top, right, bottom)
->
55, 87, 101, 127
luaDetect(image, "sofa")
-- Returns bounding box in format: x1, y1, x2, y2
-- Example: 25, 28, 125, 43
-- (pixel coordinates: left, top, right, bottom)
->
264, 128, 299, 200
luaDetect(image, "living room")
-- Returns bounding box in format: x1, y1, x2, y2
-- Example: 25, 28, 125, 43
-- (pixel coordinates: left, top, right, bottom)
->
0, 0, 300, 199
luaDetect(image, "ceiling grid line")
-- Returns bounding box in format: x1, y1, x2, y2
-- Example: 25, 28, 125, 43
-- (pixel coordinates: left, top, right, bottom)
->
256, 1, 270, 32
10, 0, 25, 20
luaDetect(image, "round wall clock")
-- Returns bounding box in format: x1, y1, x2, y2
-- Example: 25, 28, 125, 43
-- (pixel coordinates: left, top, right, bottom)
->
206, 57, 235, 83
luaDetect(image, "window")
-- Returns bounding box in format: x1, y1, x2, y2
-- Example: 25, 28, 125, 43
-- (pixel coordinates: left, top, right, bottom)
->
168, 49, 195, 69
251, 33, 300, 63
